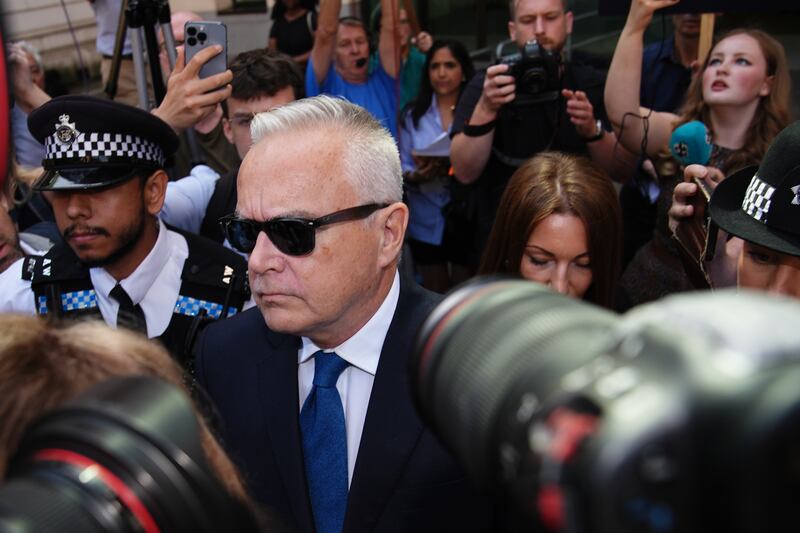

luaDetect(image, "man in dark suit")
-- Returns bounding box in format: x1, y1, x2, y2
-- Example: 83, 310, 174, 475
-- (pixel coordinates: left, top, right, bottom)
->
195, 95, 491, 532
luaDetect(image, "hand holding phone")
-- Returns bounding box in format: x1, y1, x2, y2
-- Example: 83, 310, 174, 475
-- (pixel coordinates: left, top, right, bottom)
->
184, 21, 227, 80
671, 164, 726, 289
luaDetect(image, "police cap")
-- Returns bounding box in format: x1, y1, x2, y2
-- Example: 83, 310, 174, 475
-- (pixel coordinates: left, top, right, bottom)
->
28, 95, 179, 191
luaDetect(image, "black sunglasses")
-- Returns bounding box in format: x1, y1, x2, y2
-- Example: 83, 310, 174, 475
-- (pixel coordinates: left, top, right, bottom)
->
220, 203, 390, 256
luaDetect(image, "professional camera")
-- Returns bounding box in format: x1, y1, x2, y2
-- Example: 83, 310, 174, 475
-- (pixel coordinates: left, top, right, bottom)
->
495, 40, 561, 104
412, 278, 800, 533
0, 376, 259, 532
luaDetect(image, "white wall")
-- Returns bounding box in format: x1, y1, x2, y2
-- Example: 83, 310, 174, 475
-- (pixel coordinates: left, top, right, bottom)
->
2, 0, 97, 69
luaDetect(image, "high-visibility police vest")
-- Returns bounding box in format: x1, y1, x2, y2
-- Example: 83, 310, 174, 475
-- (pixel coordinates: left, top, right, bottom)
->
22, 228, 250, 366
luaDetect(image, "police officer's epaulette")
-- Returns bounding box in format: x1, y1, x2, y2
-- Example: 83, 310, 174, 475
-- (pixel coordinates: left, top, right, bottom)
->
177, 229, 250, 297
163, 226, 250, 326
23, 241, 90, 284
24, 241, 98, 319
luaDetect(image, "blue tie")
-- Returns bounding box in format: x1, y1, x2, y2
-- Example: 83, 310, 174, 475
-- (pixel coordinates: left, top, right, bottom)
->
300, 351, 350, 533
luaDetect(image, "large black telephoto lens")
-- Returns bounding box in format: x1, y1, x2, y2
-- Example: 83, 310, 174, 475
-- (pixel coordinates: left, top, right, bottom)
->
0, 376, 259, 533
412, 278, 800, 533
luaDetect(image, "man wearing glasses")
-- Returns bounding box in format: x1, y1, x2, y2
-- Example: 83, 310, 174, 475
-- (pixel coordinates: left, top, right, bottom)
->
195, 96, 491, 532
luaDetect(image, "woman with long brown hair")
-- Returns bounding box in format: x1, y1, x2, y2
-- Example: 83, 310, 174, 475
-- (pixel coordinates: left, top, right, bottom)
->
604, 0, 791, 308
479, 152, 622, 309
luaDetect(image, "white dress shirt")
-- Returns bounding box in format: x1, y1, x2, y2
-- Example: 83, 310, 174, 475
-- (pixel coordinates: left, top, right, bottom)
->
297, 270, 400, 487
0, 221, 189, 338
161, 164, 221, 234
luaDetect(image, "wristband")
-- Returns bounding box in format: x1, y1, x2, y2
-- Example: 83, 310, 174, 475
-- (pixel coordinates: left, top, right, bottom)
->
583, 119, 605, 143
462, 119, 496, 137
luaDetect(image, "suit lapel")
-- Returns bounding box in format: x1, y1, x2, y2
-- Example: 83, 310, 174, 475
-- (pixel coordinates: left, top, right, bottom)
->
344, 279, 429, 529
258, 329, 316, 532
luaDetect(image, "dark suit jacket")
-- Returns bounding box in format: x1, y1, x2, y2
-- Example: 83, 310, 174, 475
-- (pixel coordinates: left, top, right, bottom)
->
195, 275, 493, 532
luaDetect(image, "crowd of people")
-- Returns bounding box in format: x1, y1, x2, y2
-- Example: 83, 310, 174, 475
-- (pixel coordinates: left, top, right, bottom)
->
0, 0, 799, 529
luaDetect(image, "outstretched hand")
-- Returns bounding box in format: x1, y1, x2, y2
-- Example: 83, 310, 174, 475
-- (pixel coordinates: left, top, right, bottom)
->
412, 32, 433, 53
626, 0, 681, 33
562, 89, 598, 139
152, 45, 232, 132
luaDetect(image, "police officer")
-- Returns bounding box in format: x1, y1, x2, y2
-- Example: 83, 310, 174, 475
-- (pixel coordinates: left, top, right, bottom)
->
0, 95, 250, 364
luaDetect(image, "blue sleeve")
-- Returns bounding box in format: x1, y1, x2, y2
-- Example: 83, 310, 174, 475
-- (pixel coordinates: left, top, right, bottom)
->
399, 111, 416, 172
372, 63, 399, 138
306, 56, 322, 97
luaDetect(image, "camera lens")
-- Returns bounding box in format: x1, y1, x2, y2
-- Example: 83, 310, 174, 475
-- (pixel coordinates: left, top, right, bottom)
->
197, 32, 207, 42
187, 37, 197, 47
186, 26, 197, 36
412, 278, 616, 485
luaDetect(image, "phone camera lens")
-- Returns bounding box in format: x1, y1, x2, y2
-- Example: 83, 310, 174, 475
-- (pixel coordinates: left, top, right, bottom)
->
186, 26, 197, 36
187, 37, 197, 47
197, 32, 207, 42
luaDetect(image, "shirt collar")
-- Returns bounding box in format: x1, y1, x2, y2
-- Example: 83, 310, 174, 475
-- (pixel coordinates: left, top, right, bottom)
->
91, 219, 171, 304
299, 270, 401, 376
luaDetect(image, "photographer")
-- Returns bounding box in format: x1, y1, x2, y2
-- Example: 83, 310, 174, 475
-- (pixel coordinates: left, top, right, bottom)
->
450, 0, 635, 268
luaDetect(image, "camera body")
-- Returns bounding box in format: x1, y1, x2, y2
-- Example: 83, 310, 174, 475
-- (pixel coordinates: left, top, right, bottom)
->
496, 40, 561, 102
412, 279, 800, 532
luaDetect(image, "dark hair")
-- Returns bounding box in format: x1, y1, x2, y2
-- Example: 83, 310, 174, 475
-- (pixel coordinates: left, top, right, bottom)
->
408, 39, 475, 129
221, 49, 304, 117
271, 0, 316, 21
478, 152, 622, 308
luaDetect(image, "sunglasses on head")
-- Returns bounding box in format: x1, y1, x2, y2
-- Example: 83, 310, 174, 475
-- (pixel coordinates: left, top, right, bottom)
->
220, 203, 390, 256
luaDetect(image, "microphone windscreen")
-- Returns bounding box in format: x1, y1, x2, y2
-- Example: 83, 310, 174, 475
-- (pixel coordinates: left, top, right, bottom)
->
670, 120, 712, 166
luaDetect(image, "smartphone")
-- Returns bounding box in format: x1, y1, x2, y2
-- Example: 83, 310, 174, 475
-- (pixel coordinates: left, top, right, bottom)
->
184, 21, 227, 79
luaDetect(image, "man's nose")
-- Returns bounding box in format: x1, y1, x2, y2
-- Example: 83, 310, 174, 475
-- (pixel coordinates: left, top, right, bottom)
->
248, 230, 287, 275
64, 193, 90, 219
534, 17, 546, 35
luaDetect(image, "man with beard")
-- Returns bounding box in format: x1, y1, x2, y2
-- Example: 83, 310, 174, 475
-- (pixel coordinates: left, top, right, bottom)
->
449, 0, 636, 268
0, 96, 250, 364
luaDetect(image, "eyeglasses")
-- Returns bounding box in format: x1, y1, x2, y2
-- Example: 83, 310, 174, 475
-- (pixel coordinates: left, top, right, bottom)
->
220, 203, 389, 256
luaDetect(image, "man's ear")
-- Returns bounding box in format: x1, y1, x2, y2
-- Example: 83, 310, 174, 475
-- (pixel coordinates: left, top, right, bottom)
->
377, 202, 409, 269
143, 169, 168, 216
508, 21, 517, 42
565, 10, 574, 36
222, 117, 235, 145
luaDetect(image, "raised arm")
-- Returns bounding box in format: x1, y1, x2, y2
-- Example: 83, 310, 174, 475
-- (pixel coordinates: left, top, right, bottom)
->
450, 64, 515, 184
604, 0, 680, 158
153, 46, 232, 132
378, 0, 401, 78
309, 0, 341, 85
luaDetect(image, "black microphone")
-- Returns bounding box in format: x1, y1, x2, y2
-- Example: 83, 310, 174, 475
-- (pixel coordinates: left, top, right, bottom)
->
355, 58, 367, 68
670, 120, 712, 166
